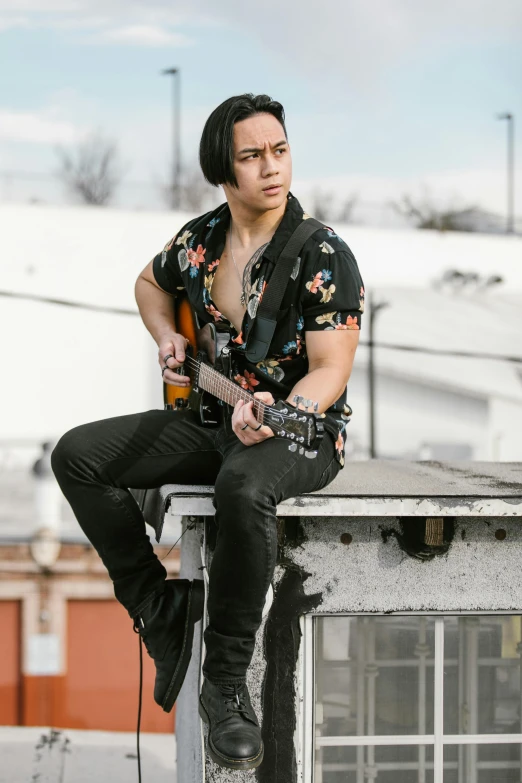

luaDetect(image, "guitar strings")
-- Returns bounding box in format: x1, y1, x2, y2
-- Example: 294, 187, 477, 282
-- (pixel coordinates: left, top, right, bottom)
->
176, 354, 271, 422
169, 353, 317, 434
201, 365, 268, 424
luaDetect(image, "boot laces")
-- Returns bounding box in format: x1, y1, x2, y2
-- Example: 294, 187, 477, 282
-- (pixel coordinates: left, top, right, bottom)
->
219, 683, 249, 718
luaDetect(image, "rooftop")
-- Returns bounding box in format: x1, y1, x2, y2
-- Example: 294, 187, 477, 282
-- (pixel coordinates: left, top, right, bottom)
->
0, 726, 176, 783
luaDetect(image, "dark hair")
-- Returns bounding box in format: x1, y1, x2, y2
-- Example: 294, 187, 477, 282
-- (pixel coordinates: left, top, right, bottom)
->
199, 93, 288, 188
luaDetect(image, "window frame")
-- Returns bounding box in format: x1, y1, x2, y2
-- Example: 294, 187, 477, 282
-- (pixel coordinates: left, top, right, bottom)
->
299, 611, 522, 783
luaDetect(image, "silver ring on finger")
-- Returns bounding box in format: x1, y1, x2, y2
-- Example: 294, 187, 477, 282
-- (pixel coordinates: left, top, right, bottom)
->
252, 423, 262, 431
240, 423, 249, 431
163, 354, 173, 363
161, 365, 169, 377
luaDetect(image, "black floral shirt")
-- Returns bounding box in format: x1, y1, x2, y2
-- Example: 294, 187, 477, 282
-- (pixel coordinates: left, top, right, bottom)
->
152, 191, 364, 466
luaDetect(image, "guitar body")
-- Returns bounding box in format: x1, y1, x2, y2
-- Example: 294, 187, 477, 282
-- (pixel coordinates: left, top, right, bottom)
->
164, 293, 229, 427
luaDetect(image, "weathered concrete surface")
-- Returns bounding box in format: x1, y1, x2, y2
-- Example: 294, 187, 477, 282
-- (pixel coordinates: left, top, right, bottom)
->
0, 726, 176, 783
293, 515, 522, 614
155, 462, 522, 531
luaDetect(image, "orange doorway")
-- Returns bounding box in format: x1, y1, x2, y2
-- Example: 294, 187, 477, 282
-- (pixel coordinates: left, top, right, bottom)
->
61, 600, 174, 733
0, 600, 21, 725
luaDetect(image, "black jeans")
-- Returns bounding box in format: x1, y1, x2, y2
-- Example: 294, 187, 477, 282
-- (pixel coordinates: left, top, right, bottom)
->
51, 406, 340, 683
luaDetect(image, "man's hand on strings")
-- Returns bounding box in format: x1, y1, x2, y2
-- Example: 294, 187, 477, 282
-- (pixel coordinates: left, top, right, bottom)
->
232, 392, 275, 445
158, 332, 191, 387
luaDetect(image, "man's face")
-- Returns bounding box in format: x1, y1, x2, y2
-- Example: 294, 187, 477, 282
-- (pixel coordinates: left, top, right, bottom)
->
223, 112, 292, 213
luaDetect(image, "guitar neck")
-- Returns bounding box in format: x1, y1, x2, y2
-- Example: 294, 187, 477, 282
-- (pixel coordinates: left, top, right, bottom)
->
197, 361, 265, 422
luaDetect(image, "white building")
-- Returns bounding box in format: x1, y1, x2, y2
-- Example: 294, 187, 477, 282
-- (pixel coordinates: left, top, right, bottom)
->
0, 201, 520, 465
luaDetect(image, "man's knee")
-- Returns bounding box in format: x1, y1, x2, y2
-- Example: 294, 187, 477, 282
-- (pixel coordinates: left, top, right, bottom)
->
51, 424, 90, 482
214, 469, 274, 516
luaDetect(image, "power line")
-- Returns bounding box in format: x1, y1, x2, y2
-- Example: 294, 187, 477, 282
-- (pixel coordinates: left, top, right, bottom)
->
0, 289, 138, 316
359, 340, 522, 364
1, 288, 522, 364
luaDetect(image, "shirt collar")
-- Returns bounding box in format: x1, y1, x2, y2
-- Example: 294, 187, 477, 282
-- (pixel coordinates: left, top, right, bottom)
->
204, 190, 306, 265
262, 191, 307, 262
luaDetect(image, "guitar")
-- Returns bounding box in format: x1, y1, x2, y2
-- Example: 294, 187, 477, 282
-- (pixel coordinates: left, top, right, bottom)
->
163, 294, 325, 457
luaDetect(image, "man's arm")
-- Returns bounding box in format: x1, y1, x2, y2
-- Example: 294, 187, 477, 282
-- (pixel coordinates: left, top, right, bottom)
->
135, 260, 190, 386
286, 329, 359, 412
237, 329, 359, 443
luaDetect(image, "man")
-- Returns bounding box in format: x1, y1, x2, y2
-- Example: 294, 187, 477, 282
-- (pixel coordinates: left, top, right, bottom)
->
51, 92, 364, 771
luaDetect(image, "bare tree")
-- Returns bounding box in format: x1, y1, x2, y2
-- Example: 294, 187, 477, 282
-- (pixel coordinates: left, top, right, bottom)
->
311, 188, 335, 222
337, 193, 359, 223
56, 131, 123, 206
157, 163, 220, 213
390, 193, 486, 232
180, 165, 220, 212
310, 188, 359, 224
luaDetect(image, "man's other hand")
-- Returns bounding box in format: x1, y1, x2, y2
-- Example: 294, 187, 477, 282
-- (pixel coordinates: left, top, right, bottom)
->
159, 333, 191, 387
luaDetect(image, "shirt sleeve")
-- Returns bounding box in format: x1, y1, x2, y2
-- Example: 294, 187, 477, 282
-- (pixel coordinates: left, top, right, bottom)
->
151, 228, 187, 295
301, 238, 365, 332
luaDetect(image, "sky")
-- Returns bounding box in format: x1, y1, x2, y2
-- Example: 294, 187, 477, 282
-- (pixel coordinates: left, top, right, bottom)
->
0, 0, 521, 216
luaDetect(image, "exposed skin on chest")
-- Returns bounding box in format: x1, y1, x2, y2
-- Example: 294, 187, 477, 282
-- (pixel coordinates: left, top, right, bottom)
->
211, 244, 254, 333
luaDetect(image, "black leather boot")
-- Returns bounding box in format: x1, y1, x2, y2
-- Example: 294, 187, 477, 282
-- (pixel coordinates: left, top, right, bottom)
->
134, 579, 204, 712
199, 678, 264, 770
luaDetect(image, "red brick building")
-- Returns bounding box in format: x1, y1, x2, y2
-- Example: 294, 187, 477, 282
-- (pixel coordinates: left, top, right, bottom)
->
0, 466, 180, 733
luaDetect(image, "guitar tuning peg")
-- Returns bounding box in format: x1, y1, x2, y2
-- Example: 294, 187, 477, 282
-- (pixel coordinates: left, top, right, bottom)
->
304, 399, 312, 410
298, 447, 305, 455
288, 443, 298, 452
293, 395, 303, 407
313, 402, 319, 412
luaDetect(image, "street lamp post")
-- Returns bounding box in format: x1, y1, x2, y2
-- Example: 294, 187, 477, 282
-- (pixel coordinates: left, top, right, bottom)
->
497, 112, 515, 234
162, 67, 182, 210
368, 293, 389, 459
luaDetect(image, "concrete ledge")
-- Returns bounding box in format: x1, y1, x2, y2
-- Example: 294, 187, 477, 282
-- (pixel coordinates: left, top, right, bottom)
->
145, 462, 522, 539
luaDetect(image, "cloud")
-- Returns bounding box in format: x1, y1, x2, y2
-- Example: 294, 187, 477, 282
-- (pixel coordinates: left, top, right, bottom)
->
95, 23, 192, 47
0, 15, 29, 30
2, 0, 519, 88
0, 1, 77, 9
0, 108, 82, 144
183, 0, 522, 91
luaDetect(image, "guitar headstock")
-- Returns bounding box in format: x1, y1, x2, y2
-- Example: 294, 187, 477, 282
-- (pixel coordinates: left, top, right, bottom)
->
263, 398, 325, 457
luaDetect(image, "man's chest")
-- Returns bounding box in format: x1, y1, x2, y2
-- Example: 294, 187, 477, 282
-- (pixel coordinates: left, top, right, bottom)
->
209, 247, 247, 333
182, 233, 302, 354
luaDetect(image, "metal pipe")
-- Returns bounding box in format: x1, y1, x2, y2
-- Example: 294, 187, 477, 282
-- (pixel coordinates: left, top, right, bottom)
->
162, 67, 182, 210
368, 295, 389, 459
434, 619, 444, 783
497, 112, 515, 234
357, 618, 366, 783
416, 618, 428, 783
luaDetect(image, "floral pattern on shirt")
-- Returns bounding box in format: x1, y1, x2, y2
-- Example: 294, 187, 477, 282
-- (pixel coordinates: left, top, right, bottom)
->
234, 370, 260, 392
305, 269, 337, 303
256, 359, 285, 383
151, 191, 364, 467
315, 312, 360, 330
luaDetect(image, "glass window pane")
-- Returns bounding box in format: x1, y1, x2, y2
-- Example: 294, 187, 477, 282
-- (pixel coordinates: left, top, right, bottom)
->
315, 616, 435, 737
444, 616, 522, 735
316, 745, 433, 783
444, 744, 522, 783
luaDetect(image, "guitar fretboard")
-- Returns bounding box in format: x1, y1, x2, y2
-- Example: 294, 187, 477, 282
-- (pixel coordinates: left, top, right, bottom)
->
197, 362, 266, 422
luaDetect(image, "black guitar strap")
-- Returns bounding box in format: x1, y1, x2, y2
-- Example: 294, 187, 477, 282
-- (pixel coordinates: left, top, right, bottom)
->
245, 217, 324, 363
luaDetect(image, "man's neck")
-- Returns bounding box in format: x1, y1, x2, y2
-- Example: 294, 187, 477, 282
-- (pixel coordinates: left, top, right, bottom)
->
227, 197, 287, 249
